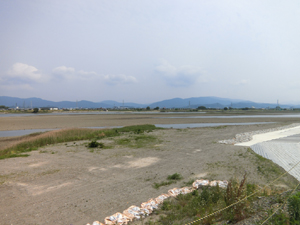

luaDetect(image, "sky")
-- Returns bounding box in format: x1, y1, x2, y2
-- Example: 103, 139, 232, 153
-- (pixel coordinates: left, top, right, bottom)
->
1, 0, 300, 104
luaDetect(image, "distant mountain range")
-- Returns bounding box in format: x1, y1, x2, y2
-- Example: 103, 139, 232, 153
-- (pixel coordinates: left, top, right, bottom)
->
0, 96, 298, 109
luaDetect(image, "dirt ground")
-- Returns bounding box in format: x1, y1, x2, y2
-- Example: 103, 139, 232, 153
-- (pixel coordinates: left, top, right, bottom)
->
0, 113, 299, 225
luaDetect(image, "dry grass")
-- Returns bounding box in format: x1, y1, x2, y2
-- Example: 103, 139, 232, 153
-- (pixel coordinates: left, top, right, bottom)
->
0, 128, 111, 159
0, 125, 161, 160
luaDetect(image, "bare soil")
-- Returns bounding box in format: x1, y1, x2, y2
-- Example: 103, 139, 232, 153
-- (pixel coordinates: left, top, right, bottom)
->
0, 113, 299, 225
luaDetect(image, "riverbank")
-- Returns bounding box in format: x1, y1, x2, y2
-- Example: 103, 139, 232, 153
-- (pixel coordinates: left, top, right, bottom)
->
1, 113, 300, 224
219, 124, 300, 182
0, 123, 297, 225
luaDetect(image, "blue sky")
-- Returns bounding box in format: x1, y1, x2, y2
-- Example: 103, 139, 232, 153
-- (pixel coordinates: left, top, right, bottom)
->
1, 0, 300, 104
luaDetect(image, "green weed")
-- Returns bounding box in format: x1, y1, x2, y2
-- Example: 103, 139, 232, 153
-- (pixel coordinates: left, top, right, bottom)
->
183, 179, 195, 187
167, 173, 183, 181
224, 174, 249, 222
153, 173, 183, 189
156, 175, 251, 225
153, 180, 176, 189
288, 191, 300, 222
88, 141, 104, 148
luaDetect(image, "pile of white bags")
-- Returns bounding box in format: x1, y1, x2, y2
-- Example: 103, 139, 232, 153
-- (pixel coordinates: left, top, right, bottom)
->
86, 179, 227, 225
192, 179, 228, 189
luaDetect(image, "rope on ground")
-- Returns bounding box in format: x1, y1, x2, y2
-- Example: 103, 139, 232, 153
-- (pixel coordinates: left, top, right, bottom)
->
260, 181, 300, 225
184, 159, 300, 225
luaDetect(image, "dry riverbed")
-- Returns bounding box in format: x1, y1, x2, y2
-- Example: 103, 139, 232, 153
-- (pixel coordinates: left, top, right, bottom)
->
0, 121, 298, 225
1, 113, 300, 224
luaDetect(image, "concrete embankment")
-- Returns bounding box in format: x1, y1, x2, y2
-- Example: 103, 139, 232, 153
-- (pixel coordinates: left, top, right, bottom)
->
220, 124, 300, 181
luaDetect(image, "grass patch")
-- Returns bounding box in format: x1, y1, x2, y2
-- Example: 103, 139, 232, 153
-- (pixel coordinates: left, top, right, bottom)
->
153, 173, 183, 189
116, 124, 161, 134
247, 148, 282, 179
152, 174, 254, 224
0, 124, 161, 160
167, 173, 183, 181
153, 180, 176, 189
211, 125, 228, 129
134, 135, 158, 148
115, 134, 161, 149
88, 141, 104, 148
116, 138, 131, 145
26, 132, 44, 137
149, 174, 298, 224
0, 153, 29, 159
183, 179, 195, 187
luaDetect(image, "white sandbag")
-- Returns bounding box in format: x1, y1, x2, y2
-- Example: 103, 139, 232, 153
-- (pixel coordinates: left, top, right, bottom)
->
179, 187, 193, 194
192, 179, 210, 189
123, 206, 143, 220
209, 180, 218, 186
209, 180, 228, 188
168, 188, 181, 197
218, 180, 228, 188
104, 212, 129, 225
92, 222, 104, 225
154, 193, 169, 204
139, 207, 150, 216
141, 198, 158, 212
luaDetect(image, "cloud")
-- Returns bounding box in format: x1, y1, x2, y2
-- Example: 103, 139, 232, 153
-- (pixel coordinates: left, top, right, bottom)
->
7, 63, 43, 82
52, 66, 97, 80
52, 66, 136, 85
52, 66, 75, 75
0, 63, 48, 90
103, 74, 137, 85
78, 70, 97, 77
156, 60, 205, 87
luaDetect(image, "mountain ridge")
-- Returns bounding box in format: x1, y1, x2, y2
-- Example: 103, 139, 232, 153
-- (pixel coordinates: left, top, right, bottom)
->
0, 96, 297, 109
